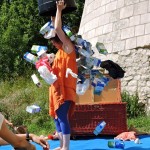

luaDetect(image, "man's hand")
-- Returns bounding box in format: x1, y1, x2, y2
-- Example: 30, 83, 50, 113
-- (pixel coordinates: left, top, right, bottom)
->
30, 134, 50, 150
56, 0, 66, 11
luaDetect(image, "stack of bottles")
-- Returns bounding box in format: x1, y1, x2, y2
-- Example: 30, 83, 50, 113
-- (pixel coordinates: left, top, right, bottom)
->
23, 20, 109, 96
62, 25, 109, 95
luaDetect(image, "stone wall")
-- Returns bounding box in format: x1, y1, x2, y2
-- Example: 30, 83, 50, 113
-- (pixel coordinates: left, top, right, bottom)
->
78, 0, 150, 114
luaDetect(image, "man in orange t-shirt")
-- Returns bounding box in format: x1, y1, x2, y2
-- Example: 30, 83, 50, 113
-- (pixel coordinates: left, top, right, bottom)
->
48, 1, 77, 150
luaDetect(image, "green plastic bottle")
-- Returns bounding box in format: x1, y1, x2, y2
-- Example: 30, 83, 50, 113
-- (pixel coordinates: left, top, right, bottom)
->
96, 42, 108, 55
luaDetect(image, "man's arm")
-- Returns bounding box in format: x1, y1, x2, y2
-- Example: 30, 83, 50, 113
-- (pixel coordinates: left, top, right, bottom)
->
55, 0, 75, 54
0, 120, 35, 149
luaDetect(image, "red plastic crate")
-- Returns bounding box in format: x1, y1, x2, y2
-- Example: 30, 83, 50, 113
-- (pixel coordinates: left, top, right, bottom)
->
70, 103, 127, 136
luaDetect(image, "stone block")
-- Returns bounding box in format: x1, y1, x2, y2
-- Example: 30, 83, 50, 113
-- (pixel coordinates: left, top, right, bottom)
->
120, 5, 134, 19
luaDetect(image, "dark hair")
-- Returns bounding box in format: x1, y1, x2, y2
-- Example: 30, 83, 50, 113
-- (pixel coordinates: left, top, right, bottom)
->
49, 34, 62, 43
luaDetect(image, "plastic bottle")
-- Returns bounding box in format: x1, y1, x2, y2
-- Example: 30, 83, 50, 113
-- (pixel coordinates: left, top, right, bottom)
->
23, 52, 38, 64
77, 74, 86, 84
108, 140, 125, 149
134, 138, 141, 144
63, 26, 75, 41
31, 45, 48, 54
31, 74, 42, 88
96, 42, 108, 55
86, 57, 101, 68
38, 66, 57, 85
78, 47, 91, 58
99, 76, 110, 86
93, 121, 106, 136
76, 79, 90, 95
94, 81, 105, 95
76, 82, 83, 95
81, 79, 90, 94
76, 37, 85, 46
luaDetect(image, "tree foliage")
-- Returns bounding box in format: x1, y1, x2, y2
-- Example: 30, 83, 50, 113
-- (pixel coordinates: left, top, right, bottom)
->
0, 0, 85, 81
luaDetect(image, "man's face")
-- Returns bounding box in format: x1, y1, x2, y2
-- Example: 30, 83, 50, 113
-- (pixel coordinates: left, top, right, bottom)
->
50, 40, 62, 49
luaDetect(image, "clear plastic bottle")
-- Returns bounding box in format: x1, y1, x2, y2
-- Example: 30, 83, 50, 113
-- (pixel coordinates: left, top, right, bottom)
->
108, 140, 125, 149
96, 42, 108, 55
93, 121, 106, 136
31, 74, 42, 88
63, 26, 75, 41
78, 48, 91, 58
99, 76, 110, 86
38, 66, 57, 85
76, 79, 90, 95
94, 81, 105, 95
86, 57, 101, 68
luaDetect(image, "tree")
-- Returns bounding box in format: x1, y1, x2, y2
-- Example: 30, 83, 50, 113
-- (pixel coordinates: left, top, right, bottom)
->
0, 0, 85, 81
0, 0, 47, 81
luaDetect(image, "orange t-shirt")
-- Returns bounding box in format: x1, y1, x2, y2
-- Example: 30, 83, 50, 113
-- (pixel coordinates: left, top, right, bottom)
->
49, 49, 77, 118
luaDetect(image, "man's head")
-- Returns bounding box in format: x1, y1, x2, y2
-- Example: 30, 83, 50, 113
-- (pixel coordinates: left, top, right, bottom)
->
49, 35, 63, 49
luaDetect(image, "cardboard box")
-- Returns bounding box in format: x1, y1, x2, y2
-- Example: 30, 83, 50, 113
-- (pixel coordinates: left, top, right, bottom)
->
76, 77, 121, 104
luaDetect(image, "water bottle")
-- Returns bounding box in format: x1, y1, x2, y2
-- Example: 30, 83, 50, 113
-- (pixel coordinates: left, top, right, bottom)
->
81, 79, 90, 94
108, 140, 125, 149
96, 42, 108, 55
63, 26, 75, 41
86, 57, 101, 68
31, 45, 48, 54
23, 52, 38, 64
76, 37, 85, 46
31, 74, 42, 88
84, 42, 94, 56
76, 82, 83, 95
94, 81, 105, 95
134, 138, 141, 144
99, 76, 110, 86
38, 66, 57, 85
78, 48, 91, 58
93, 121, 106, 136
77, 74, 86, 84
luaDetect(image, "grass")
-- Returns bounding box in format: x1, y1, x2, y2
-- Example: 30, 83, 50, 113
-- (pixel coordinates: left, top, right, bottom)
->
128, 116, 150, 133
0, 77, 150, 136
0, 76, 55, 136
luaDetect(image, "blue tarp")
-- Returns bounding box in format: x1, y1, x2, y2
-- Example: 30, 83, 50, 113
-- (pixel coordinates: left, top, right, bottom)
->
0, 135, 150, 150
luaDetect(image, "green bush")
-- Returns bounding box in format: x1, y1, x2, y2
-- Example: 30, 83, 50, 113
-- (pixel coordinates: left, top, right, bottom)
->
122, 91, 146, 118
0, 77, 55, 135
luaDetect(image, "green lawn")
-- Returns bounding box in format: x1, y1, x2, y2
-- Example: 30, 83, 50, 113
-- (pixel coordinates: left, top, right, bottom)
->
0, 77, 150, 136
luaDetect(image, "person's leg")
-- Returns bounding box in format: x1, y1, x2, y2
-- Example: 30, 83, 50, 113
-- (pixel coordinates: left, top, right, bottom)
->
56, 101, 71, 150
54, 119, 63, 150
